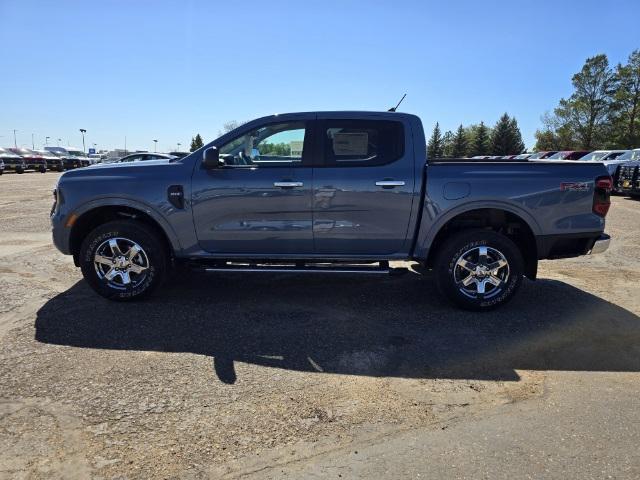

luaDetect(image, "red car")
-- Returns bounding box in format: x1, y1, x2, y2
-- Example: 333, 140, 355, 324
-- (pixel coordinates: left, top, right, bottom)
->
8, 147, 47, 172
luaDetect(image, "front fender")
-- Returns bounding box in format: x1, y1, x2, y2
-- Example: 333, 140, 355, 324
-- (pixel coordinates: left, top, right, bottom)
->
70, 196, 183, 254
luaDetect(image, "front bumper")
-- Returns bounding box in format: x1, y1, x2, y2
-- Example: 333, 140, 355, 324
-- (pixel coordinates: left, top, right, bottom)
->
589, 234, 610, 255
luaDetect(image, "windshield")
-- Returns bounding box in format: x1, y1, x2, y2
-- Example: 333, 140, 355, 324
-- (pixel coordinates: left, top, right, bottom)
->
617, 150, 640, 161
579, 151, 607, 161
603, 151, 627, 160
546, 151, 569, 160
66, 150, 85, 157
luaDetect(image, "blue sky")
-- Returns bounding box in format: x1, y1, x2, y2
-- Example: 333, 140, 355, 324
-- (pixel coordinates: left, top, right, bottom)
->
1, 0, 638, 152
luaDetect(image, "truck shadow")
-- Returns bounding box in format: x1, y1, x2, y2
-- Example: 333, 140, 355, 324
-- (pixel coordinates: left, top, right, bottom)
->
35, 271, 640, 384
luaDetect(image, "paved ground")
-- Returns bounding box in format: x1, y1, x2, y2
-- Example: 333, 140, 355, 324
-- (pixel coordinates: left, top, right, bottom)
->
0, 172, 639, 479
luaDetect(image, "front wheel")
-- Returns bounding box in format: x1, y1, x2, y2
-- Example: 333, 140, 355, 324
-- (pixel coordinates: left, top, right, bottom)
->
434, 230, 524, 311
79, 220, 168, 301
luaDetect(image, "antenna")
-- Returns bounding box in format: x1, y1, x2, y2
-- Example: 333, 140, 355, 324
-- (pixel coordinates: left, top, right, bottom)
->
388, 93, 407, 112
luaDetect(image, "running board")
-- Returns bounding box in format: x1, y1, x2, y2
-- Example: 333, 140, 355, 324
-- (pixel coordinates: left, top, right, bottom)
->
195, 261, 407, 276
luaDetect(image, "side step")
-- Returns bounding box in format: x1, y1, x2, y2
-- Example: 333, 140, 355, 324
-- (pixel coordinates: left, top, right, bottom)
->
193, 260, 408, 276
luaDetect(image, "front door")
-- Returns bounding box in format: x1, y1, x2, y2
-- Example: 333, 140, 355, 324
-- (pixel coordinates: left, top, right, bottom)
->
191, 120, 314, 255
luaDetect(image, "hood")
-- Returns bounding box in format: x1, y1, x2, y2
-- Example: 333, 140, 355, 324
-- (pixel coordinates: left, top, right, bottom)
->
61, 158, 176, 179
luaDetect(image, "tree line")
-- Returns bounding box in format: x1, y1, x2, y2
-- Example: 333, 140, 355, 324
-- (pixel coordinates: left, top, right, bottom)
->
427, 113, 525, 158
535, 50, 640, 151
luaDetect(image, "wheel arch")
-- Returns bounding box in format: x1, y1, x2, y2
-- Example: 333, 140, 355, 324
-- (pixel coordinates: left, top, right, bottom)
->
69, 200, 180, 265
420, 205, 539, 279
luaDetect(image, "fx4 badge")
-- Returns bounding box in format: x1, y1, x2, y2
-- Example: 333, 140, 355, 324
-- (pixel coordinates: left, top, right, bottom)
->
560, 182, 590, 192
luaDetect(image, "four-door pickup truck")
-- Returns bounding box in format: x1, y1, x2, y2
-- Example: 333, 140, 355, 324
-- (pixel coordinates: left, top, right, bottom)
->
51, 111, 612, 310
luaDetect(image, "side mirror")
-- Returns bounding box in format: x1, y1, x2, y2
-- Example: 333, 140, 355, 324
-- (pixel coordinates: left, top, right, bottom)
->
202, 147, 220, 169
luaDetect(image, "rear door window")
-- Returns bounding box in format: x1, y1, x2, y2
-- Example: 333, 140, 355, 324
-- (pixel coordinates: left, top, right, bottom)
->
320, 120, 404, 167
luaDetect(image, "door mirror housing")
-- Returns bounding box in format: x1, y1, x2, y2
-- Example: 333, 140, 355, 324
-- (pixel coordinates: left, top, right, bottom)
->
202, 147, 220, 169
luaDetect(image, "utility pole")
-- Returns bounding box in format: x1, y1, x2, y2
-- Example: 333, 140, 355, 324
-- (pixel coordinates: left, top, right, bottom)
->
31, 133, 35, 150
13, 129, 17, 148
153, 139, 158, 153
124, 136, 127, 154
45, 136, 50, 146
79, 129, 87, 153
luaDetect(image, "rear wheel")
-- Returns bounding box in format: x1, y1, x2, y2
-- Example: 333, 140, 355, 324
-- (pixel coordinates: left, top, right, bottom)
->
16, 167, 24, 174
434, 229, 524, 311
79, 220, 168, 301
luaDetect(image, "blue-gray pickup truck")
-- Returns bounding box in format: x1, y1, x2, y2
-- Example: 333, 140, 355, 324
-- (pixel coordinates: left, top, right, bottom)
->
51, 111, 612, 310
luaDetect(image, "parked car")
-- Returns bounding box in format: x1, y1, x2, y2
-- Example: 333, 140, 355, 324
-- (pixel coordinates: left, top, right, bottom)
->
0, 158, 4, 175
117, 153, 174, 163
513, 153, 533, 160
613, 149, 640, 194
51, 111, 612, 311
543, 150, 591, 161
579, 149, 632, 175
0, 147, 26, 173
33, 150, 64, 172
45, 147, 87, 169
8, 147, 47, 172
528, 151, 558, 159
169, 151, 190, 158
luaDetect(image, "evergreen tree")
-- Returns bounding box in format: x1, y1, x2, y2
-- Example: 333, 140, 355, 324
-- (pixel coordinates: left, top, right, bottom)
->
491, 113, 525, 155
427, 122, 444, 159
441, 130, 455, 157
451, 124, 468, 157
508, 117, 526, 154
470, 121, 490, 156
190, 134, 204, 152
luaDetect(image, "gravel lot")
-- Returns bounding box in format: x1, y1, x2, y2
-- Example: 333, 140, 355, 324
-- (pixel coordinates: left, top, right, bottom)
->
1, 172, 639, 479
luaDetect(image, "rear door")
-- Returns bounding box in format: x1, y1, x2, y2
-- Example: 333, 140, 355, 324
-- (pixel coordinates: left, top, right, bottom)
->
191, 118, 314, 255
312, 115, 416, 256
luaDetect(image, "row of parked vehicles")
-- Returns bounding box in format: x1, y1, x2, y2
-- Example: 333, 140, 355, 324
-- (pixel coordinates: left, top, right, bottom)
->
0, 147, 193, 175
0, 146, 91, 174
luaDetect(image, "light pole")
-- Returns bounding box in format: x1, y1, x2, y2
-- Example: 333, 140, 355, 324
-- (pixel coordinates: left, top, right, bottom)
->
153, 139, 158, 153
31, 133, 35, 150
13, 129, 17, 148
45, 136, 50, 146
79, 129, 87, 153
57, 138, 61, 147
177, 142, 181, 151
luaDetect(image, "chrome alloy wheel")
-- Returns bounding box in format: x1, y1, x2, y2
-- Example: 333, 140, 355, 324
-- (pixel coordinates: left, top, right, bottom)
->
454, 245, 510, 299
93, 237, 150, 290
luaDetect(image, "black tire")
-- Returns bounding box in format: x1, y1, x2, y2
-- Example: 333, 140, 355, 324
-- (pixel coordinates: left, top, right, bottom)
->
39, 166, 47, 173
57, 165, 64, 172
434, 229, 524, 311
79, 220, 168, 301
16, 167, 24, 174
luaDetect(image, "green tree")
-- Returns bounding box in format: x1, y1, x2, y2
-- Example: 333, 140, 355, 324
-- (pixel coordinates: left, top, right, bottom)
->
469, 121, 490, 156
611, 49, 640, 148
427, 122, 444, 159
451, 124, 468, 157
534, 128, 560, 151
190, 134, 204, 152
552, 54, 617, 149
441, 130, 455, 157
490, 113, 525, 155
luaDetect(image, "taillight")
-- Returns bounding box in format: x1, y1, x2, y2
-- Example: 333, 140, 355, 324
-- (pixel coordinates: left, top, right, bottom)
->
593, 176, 612, 217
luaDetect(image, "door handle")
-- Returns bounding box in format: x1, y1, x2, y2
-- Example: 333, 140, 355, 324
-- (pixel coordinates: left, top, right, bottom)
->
375, 180, 405, 188
274, 181, 304, 188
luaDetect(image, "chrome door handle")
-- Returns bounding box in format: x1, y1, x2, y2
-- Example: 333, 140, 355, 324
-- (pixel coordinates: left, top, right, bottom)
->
274, 181, 303, 188
375, 180, 405, 187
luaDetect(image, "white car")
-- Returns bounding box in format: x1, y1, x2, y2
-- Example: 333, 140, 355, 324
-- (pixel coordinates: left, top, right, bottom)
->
578, 150, 629, 175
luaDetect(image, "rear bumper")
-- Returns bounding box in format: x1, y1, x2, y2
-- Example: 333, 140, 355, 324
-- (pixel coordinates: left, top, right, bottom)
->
588, 233, 610, 255
536, 232, 609, 259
